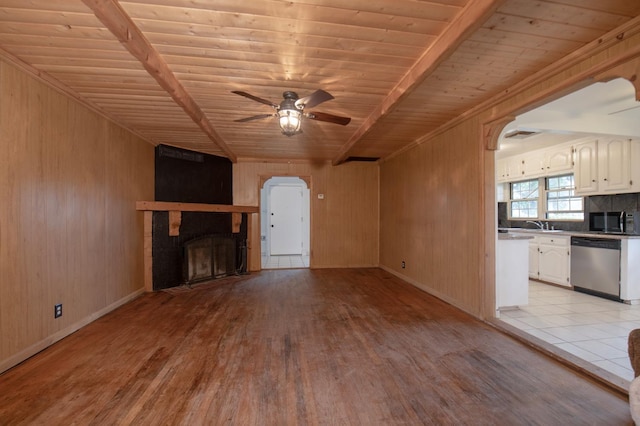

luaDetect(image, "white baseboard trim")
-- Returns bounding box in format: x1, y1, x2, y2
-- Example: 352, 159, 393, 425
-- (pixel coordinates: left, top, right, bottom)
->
0, 288, 145, 374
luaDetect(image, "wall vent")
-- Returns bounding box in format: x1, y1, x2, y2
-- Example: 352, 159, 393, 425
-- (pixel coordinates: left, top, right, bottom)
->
158, 144, 204, 162
345, 156, 380, 162
504, 130, 539, 139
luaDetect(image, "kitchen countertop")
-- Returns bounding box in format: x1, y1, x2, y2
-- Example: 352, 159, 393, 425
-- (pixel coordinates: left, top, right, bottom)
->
499, 227, 640, 239
498, 233, 534, 240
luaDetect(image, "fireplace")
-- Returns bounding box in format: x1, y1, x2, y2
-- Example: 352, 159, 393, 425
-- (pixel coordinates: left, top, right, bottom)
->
147, 211, 251, 291
139, 145, 255, 291
183, 235, 240, 284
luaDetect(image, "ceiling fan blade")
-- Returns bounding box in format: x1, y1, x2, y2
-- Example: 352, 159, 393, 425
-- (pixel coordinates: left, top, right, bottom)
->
234, 114, 275, 122
231, 91, 279, 108
295, 89, 334, 109
306, 111, 351, 126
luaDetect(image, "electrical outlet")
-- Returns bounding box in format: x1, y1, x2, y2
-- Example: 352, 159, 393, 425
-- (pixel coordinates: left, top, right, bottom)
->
401, 261, 406, 269
54, 303, 62, 319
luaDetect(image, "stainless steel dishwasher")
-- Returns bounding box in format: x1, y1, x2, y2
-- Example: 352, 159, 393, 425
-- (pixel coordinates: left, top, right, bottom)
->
570, 237, 621, 301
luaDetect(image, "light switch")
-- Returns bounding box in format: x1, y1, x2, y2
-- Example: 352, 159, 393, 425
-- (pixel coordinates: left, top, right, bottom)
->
317, 193, 324, 199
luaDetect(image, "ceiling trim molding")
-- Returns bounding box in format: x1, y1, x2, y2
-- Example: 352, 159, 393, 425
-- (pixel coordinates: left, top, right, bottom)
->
81, 0, 237, 162
331, 0, 506, 166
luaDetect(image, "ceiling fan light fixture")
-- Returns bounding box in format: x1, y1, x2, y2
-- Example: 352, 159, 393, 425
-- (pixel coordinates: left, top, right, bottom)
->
232, 89, 350, 135
278, 108, 302, 136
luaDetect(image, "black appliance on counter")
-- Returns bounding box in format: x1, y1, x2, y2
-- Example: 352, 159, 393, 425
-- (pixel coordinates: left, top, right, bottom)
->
589, 211, 640, 234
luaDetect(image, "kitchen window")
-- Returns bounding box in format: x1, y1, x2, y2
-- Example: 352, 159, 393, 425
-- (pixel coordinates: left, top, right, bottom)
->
510, 179, 539, 218
509, 174, 584, 220
546, 174, 583, 220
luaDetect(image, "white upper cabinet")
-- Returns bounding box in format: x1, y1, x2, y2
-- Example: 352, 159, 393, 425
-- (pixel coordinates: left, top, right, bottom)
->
496, 158, 508, 182
574, 140, 599, 194
498, 147, 559, 183
522, 151, 545, 178
498, 138, 638, 196
575, 138, 633, 194
497, 156, 525, 182
498, 143, 574, 184
599, 137, 631, 192
544, 145, 573, 174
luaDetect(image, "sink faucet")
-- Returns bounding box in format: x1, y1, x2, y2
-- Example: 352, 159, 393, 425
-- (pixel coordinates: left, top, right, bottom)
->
526, 220, 545, 230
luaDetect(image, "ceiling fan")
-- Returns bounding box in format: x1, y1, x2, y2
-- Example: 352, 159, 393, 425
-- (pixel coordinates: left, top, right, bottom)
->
231, 89, 351, 136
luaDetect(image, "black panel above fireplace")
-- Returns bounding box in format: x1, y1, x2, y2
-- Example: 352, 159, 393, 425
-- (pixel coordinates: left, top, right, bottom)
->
155, 144, 232, 204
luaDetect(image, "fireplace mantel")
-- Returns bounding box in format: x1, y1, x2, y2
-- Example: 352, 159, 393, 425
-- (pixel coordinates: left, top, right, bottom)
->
137, 201, 258, 291
136, 201, 258, 235
136, 201, 259, 214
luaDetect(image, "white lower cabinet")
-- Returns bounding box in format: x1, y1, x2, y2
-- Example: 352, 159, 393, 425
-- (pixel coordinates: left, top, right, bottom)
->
537, 236, 571, 287
505, 232, 640, 301
512, 234, 571, 287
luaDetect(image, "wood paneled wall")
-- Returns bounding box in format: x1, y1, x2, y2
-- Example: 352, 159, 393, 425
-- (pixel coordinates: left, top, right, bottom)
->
0, 60, 154, 373
380, 118, 486, 316
379, 21, 640, 319
233, 160, 379, 269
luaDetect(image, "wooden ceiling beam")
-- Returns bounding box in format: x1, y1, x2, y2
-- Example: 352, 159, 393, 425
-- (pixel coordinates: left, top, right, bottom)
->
332, 0, 506, 166
81, 0, 237, 162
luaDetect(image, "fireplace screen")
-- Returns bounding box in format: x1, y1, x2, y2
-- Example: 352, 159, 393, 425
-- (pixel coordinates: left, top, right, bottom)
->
183, 235, 237, 284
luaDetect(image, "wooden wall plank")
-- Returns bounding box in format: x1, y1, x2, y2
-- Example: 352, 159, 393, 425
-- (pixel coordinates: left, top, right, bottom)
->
0, 58, 154, 372
380, 117, 484, 316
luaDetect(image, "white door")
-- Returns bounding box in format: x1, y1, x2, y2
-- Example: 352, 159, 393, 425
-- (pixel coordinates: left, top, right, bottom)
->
269, 185, 303, 255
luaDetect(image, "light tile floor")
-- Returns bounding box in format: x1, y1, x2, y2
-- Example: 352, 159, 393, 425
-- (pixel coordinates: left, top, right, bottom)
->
261, 255, 310, 269
499, 280, 640, 382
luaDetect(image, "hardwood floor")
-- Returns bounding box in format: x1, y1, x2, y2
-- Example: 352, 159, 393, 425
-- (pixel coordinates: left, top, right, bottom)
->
0, 269, 631, 425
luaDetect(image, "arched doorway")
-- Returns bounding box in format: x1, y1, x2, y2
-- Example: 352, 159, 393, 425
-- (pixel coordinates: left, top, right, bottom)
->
492, 77, 640, 384
260, 176, 310, 269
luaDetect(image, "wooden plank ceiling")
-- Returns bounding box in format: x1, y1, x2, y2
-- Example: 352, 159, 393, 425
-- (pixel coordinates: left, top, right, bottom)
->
1, 0, 639, 163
